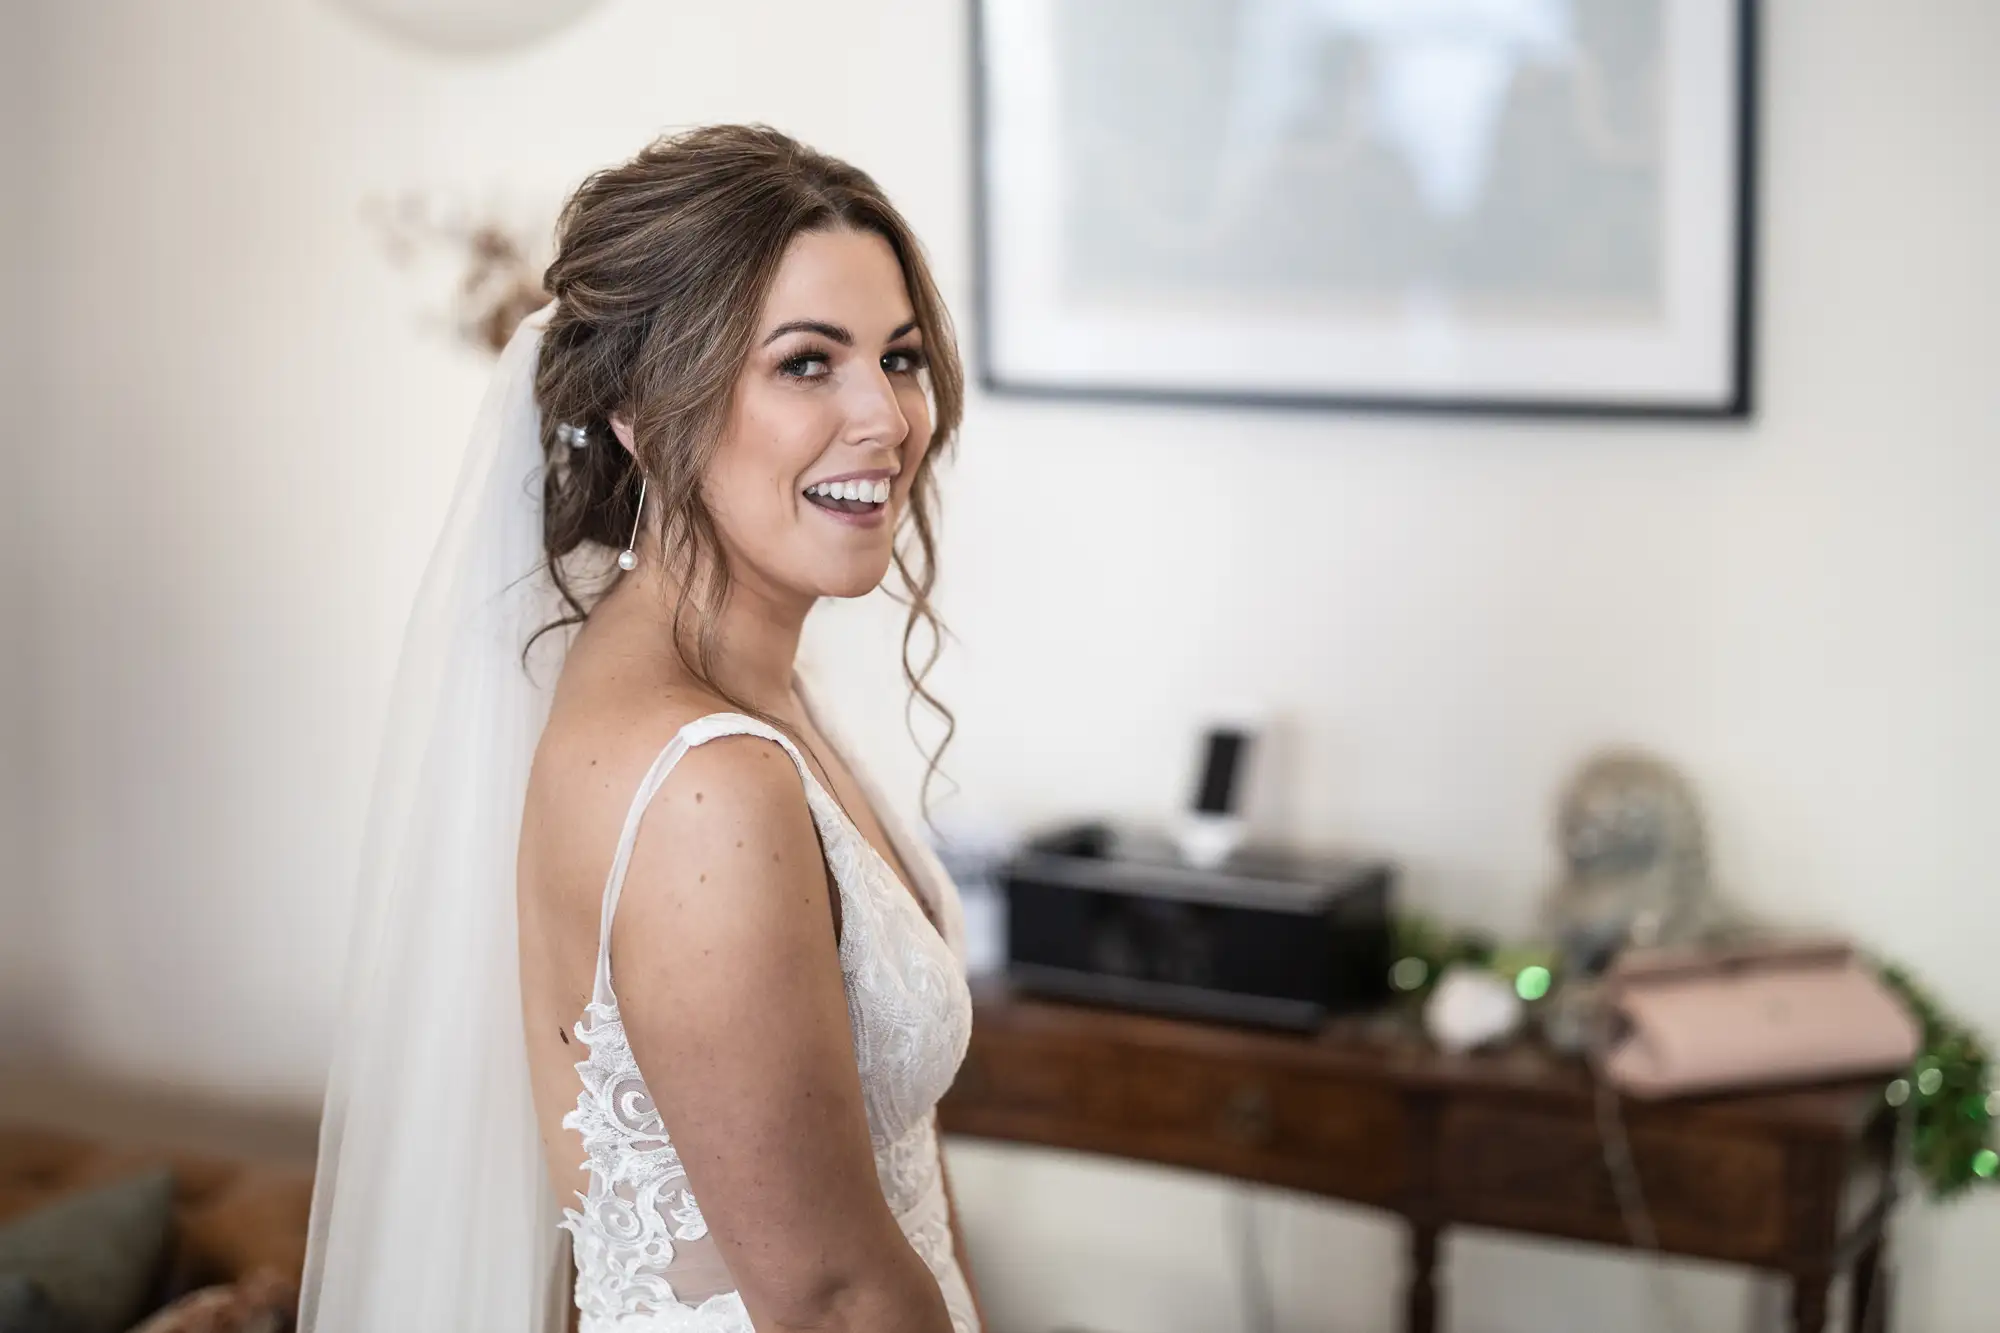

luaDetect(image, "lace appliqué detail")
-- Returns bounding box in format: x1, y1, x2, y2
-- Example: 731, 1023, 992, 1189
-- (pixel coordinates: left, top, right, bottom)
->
560, 1000, 712, 1324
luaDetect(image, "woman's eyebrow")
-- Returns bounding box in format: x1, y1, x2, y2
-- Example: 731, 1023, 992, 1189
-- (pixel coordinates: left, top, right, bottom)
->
762, 317, 921, 346
764, 319, 850, 346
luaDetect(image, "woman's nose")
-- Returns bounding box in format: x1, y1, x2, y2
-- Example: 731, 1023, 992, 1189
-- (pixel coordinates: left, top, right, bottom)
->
843, 363, 910, 445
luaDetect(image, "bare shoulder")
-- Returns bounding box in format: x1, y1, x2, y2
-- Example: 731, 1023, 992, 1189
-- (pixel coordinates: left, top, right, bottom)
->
559, 701, 833, 1006
521, 683, 716, 901
613, 730, 829, 954
523, 681, 818, 910
643, 728, 814, 835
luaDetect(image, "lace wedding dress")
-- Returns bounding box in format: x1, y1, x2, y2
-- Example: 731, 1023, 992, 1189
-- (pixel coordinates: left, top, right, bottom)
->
298, 307, 971, 1333
558, 693, 977, 1333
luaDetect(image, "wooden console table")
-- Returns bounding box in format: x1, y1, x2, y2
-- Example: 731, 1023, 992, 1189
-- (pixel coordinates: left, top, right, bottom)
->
938, 979, 1897, 1333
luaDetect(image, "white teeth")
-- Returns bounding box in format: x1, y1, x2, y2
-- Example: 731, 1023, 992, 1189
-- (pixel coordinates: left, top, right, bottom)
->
805, 478, 893, 505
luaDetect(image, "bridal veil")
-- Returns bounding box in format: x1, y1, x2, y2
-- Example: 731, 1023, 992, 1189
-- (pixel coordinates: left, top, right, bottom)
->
300, 304, 571, 1332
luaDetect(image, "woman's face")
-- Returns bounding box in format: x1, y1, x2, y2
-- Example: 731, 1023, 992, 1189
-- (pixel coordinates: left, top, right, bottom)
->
704, 226, 933, 605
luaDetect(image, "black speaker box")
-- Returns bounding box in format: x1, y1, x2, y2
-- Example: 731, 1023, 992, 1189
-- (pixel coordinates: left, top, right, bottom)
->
1002, 821, 1394, 1031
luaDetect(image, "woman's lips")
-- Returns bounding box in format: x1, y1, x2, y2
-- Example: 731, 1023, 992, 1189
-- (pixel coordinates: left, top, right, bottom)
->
803, 490, 888, 527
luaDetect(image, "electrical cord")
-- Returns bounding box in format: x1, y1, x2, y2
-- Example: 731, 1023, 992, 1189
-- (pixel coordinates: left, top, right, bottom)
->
1588, 1064, 1702, 1333
1229, 1183, 1277, 1333
1588, 1025, 1912, 1333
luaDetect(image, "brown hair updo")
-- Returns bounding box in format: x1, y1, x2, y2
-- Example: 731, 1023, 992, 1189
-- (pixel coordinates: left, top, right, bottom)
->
532, 124, 964, 814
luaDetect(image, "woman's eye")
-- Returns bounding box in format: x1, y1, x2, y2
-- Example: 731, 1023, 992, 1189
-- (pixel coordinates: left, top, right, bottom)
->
882, 347, 926, 375
779, 352, 832, 380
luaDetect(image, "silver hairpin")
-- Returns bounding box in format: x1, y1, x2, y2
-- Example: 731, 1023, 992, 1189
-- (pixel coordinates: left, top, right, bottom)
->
556, 421, 589, 449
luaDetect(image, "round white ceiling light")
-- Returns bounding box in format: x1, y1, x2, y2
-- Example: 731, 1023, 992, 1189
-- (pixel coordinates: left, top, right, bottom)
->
328, 0, 607, 54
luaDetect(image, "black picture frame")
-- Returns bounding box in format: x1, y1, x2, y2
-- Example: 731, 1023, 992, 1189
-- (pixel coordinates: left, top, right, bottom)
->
970, 0, 1759, 420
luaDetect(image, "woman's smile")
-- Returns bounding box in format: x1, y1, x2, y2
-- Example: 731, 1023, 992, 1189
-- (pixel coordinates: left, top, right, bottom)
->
801, 468, 896, 528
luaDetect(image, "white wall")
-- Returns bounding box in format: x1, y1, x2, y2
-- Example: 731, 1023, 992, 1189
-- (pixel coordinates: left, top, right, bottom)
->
6, 1, 1995, 1330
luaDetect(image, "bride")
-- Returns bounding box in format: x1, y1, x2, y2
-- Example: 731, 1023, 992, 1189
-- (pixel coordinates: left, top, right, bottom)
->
299, 125, 981, 1333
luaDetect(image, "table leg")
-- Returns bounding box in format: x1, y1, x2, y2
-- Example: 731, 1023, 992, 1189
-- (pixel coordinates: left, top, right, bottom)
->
1790, 1267, 1829, 1333
1849, 1232, 1888, 1333
1405, 1222, 1439, 1333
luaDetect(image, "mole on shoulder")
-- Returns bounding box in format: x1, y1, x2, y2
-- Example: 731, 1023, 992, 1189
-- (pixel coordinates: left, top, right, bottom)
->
736, 840, 744, 848
558, 1028, 569, 1045
695, 791, 704, 803
699, 872, 707, 883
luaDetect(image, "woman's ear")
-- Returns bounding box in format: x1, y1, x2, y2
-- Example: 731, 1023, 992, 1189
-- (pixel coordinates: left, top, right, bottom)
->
609, 413, 636, 456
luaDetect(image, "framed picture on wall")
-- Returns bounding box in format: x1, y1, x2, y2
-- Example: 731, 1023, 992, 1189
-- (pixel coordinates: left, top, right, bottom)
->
972, 0, 1757, 418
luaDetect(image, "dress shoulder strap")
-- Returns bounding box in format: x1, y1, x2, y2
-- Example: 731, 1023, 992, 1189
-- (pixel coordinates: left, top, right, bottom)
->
590, 712, 818, 1006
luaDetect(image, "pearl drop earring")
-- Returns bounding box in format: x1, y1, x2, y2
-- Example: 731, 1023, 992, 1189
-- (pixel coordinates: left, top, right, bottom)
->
618, 477, 647, 572
556, 422, 588, 449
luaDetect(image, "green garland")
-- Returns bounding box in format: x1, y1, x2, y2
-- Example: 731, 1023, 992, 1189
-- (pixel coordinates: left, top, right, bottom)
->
1876, 963, 1997, 1199
1388, 913, 1557, 1004
1388, 912, 1496, 991
1388, 912, 1998, 1202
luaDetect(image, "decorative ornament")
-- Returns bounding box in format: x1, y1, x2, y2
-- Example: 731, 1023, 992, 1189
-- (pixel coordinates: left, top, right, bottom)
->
1537, 747, 1741, 1052
1424, 966, 1524, 1054
365, 191, 551, 356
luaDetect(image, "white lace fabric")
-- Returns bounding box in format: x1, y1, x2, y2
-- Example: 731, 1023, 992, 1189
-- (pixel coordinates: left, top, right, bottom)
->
558, 707, 976, 1333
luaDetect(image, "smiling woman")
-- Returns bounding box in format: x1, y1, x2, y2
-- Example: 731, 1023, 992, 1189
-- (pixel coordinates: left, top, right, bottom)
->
532, 131, 963, 723
620, 228, 941, 593
300, 126, 980, 1333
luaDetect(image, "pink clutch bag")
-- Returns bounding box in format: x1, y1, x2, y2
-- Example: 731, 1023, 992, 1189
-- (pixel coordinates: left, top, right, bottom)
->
1594, 937, 1920, 1099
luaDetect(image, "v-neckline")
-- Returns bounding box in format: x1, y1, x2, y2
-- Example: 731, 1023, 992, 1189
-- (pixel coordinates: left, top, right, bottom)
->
786, 674, 944, 946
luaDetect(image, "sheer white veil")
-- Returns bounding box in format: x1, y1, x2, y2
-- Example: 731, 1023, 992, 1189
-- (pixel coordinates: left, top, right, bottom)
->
300, 302, 571, 1333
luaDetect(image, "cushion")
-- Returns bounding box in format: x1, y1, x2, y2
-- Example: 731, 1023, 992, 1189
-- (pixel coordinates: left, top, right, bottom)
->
0, 1168, 174, 1333
0, 1126, 312, 1300
172, 1176, 312, 1291
0, 1274, 82, 1333
129, 1268, 294, 1333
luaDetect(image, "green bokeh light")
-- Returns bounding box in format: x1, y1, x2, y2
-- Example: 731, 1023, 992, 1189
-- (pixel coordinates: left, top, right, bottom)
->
1389, 957, 1429, 993
1972, 1149, 1998, 1180
1514, 965, 1552, 1002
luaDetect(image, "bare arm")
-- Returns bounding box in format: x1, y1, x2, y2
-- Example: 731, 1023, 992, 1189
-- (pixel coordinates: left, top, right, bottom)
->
609, 735, 954, 1333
